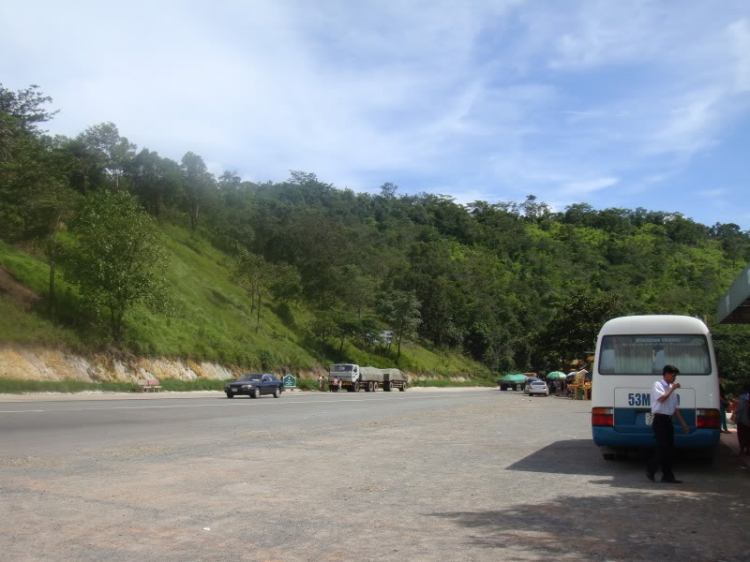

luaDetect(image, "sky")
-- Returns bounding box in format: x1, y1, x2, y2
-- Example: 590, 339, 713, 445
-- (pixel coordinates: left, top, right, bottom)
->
2, 0, 749, 228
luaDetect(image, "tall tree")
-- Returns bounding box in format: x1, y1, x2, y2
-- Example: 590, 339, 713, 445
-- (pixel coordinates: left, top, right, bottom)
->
65, 190, 170, 344
380, 290, 422, 362
127, 149, 181, 219
181, 151, 210, 232
535, 291, 623, 370
77, 122, 136, 190
0, 83, 58, 133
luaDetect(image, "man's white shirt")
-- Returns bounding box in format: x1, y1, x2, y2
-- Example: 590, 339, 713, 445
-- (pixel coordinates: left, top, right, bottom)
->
651, 379, 679, 415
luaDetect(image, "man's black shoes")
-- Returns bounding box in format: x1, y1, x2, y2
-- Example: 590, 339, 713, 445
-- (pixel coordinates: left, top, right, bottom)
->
647, 472, 683, 483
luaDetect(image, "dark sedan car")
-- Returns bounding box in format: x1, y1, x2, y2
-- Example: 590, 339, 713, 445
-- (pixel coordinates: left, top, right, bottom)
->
225, 373, 283, 399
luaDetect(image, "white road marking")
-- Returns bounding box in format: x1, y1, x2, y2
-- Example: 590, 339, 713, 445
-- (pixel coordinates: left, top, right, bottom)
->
0, 393, 469, 414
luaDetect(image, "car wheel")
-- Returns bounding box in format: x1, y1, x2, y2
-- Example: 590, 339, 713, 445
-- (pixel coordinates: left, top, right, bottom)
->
601, 447, 616, 460
251, 387, 260, 399
273, 387, 280, 398
226, 393, 234, 399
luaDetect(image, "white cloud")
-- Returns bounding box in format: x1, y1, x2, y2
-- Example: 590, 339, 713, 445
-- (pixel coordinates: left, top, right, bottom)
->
1, 1, 749, 227
729, 19, 750, 92
549, 0, 664, 70
697, 188, 727, 198
563, 177, 619, 196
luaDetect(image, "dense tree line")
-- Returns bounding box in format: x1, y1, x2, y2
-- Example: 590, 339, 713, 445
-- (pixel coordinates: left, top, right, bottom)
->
2, 84, 750, 384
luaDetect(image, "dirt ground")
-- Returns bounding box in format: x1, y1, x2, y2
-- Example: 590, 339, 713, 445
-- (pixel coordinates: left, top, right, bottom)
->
1, 389, 748, 561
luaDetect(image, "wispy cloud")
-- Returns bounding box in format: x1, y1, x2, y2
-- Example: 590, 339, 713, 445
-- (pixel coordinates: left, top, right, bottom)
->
0, 1, 749, 226
563, 177, 619, 196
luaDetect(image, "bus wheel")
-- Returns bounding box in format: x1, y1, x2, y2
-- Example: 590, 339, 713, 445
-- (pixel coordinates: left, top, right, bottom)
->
696, 448, 715, 465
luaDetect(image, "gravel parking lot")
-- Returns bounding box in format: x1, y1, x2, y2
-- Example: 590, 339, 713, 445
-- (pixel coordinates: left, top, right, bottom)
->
1, 388, 748, 561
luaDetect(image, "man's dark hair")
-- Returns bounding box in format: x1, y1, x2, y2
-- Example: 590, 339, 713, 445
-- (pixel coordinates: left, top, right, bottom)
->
663, 364, 680, 376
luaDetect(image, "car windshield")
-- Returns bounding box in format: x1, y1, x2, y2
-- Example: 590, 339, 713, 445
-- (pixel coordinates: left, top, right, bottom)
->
238, 374, 263, 382
331, 365, 353, 372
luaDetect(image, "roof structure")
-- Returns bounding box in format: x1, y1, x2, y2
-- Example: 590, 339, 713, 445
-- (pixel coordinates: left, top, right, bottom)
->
717, 261, 750, 324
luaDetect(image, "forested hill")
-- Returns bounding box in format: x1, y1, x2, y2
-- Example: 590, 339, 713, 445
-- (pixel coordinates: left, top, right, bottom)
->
2, 84, 750, 383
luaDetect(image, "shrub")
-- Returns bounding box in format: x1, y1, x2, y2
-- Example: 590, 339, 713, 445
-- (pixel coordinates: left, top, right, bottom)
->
409, 379, 495, 388
0, 379, 137, 394
295, 377, 318, 391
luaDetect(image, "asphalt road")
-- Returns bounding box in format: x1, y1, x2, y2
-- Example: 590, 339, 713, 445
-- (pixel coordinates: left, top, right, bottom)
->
1, 388, 748, 562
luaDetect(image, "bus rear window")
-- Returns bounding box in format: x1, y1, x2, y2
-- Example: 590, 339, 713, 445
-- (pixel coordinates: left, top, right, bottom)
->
598, 335, 711, 375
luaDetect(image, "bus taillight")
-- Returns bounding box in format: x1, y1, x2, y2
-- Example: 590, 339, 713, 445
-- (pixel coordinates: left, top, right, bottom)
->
696, 409, 720, 429
592, 407, 614, 426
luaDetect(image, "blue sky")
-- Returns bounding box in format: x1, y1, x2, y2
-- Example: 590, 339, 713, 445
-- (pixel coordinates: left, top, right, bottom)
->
2, 0, 749, 228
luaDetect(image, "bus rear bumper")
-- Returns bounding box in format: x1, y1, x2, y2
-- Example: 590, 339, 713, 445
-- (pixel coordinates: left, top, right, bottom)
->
592, 427, 720, 449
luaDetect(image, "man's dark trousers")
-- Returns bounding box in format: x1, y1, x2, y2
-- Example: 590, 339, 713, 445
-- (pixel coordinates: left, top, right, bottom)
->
648, 413, 675, 479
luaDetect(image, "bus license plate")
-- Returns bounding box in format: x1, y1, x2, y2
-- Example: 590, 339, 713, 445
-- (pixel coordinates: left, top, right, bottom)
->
645, 413, 654, 426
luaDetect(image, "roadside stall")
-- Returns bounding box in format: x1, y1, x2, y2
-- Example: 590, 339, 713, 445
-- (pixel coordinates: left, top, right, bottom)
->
567, 369, 591, 400
546, 371, 567, 395
497, 373, 526, 391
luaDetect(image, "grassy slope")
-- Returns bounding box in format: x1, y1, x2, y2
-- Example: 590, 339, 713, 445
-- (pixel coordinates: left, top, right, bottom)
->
0, 228, 487, 380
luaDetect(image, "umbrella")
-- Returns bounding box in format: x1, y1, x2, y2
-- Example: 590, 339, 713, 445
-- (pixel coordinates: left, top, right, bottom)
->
498, 373, 527, 384
566, 370, 592, 383
546, 371, 567, 380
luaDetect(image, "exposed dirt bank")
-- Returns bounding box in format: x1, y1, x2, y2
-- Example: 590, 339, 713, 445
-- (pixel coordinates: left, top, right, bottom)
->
0, 343, 243, 383
0, 343, 474, 387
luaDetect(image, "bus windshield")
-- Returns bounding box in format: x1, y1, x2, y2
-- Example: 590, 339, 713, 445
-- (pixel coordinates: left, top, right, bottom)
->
598, 335, 711, 376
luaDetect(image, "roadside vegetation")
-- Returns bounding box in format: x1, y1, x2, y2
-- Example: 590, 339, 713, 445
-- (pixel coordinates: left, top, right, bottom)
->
2, 84, 750, 391
409, 379, 497, 388
0, 379, 138, 394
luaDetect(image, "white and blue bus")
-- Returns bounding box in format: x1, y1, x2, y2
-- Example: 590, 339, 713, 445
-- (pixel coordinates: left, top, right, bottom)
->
591, 315, 721, 460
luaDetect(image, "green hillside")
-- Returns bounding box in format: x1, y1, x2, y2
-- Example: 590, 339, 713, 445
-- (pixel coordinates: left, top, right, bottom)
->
2, 84, 750, 389
0, 227, 485, 380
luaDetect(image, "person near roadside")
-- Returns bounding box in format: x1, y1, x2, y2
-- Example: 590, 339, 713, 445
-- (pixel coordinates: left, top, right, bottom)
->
646, 365, 689, 484
719, 378, 731, 434
735, 384, 750, 455
318, 374, 325, 391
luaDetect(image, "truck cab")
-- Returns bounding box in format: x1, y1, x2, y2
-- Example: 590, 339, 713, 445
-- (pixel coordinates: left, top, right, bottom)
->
329, 364, 360, 390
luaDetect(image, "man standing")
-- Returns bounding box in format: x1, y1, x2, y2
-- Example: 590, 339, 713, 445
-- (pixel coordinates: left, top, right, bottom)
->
647, 365, 690, 483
